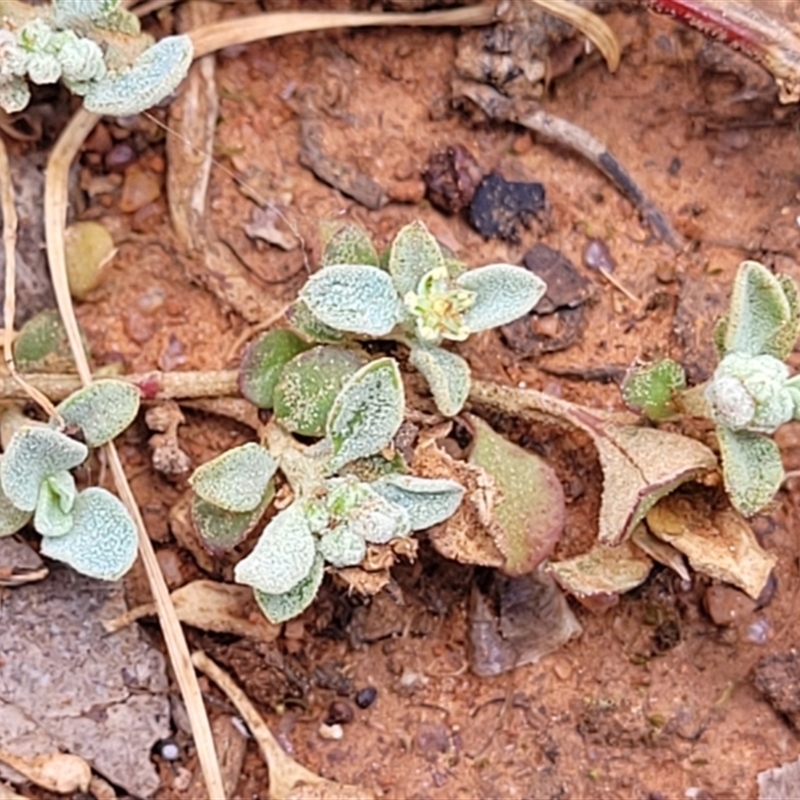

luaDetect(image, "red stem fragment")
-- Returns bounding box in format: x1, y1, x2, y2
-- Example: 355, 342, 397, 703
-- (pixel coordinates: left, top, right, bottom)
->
646, 0, 800, 102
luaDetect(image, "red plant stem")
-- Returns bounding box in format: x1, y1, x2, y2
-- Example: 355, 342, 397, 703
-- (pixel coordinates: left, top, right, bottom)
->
646, 0, 800, 101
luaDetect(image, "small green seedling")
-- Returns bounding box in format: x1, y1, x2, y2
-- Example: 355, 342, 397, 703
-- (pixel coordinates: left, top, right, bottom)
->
0, 379, 140, 580
192, 356, 464, 624
0, 0, 192, 115
623, 260, 800, 516
287, 221, 546, 416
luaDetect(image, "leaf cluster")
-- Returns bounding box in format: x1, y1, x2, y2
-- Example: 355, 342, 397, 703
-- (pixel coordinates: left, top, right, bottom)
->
286, 221, 546, 416
192, 357, 463, 623
0, 0, 192, 115
0, 379, 140, 579
622, 260, 800, 516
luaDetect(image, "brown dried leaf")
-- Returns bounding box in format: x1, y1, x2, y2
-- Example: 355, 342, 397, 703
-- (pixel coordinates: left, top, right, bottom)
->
106, 580, 281, 642
548, 536, 653, 597
469, 382, 718, 546
646, 492, 776, 598
413, 441, 505, 568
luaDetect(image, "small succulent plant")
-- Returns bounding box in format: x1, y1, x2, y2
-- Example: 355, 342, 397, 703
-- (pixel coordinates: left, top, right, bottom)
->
623, 260, 800, 516
287, 220, 546, 416
0, 0, 192, 115
191, 356, 464, 624
0, 379, 141, 579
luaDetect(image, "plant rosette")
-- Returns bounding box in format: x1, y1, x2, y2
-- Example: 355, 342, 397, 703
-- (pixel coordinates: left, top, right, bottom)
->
282, 220, 547, 416
622, 260, 800, 517
0, 379, 141, 579
192, 356, 464, 623
0, 0, 192, 115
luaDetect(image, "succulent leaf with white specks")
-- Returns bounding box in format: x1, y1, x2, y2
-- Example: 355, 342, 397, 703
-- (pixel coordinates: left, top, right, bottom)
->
40, 487, 138, 580
717, 260, 800, 360
323, 477, 410, 544
371, 474, 464, 531
57, 33, 106, 85
234, 503, 317, 595
55, 379, 141, 446
192, 482, 274, 554
318, 525, 367, 567
705, 353, 793, 434
321, 223, 380, 267
254, 553, 325, 624
273, 346, 366, 437
326, 358, 404, 473
238, 329, 311, 410
409, 344, 470, 416
457, 264, 546, 332
190, 443, 277, 513
622, 359, 687, 422
299, 264, 404, 336
0, 75, 31, 112
1, 427, 87, 512
53, 0, 122, 26
388, 220, 445, 297
83, 34, 193, 116
34, 474, 76, 538
0, 456, 32, 537
716, 426, 784, 517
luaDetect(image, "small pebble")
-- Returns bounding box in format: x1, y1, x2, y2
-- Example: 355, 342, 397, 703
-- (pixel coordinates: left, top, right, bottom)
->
157, 740, 181, 761
325, 700, 354, 726
119, 166, 161, 213
318, 722, 343, 741
124, 311, 155, 344
159, 334, 187, 370
703, 584, 756, 626
104, 142, 136, 173
355, 686, 378, 708
747, 617, 771, 645
583, 238, 616, 273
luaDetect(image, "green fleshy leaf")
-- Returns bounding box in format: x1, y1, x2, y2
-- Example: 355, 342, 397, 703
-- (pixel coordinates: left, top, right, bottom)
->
0, 75, 30, 114
84, 35, 193, 116
274, 346, 367, 437
716, 426, 784, 516
321, 222, 379, 267
371, 474, 464, 531
621, 360, 687, 422
286, 300, 344, 343
40, 487, 138, 580
190, 443, 277, 513
234, 503, 317, 595
13, 309, 89, 373
55, 379, 140, 446
299, 264, 404, 336
34, 476, 75, 538
388, 220, 445, 297
238, 329, 311, 409
457, 264, 546, 332
719, 260, 800, 359
326, 358, 404, 473
318, 525, 367, 567
192, 481, 274, 554
0, 472, 31, 536
409, 344, 470, 417
254, 553, 325, 624
1, 427, 88, 512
